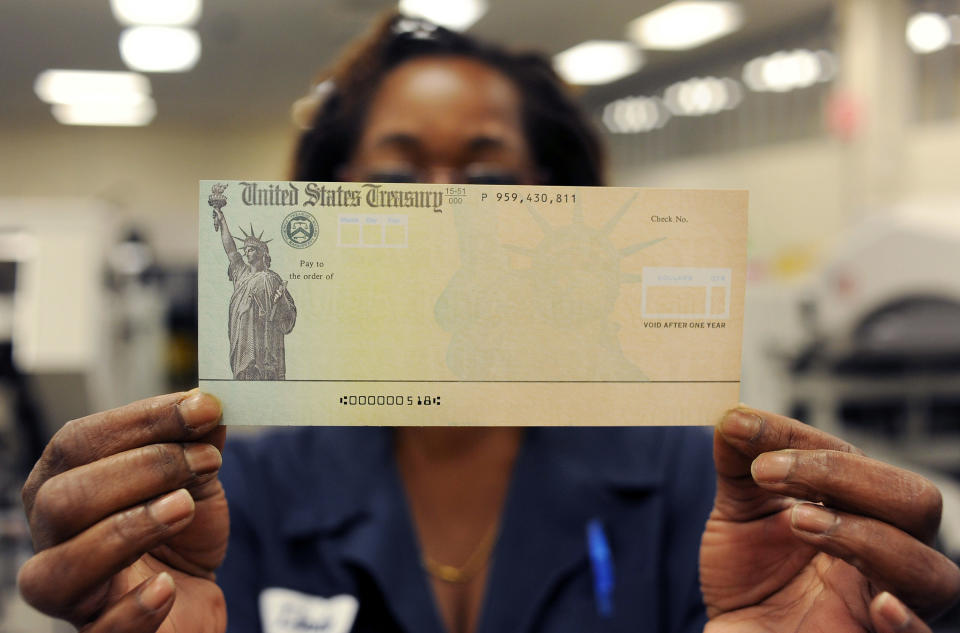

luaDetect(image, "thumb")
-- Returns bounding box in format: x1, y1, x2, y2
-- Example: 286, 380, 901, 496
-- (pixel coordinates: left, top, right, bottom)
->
712, 409, 781, 521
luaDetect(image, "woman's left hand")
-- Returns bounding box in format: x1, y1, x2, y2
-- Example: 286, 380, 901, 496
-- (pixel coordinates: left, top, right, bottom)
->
701, 406, 960, 632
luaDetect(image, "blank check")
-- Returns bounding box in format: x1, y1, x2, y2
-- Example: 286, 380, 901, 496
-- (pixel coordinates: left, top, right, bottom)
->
198, 181, 748, 426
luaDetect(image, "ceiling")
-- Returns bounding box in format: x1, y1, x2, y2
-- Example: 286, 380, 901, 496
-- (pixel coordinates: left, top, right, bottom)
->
0, 0, 835, 129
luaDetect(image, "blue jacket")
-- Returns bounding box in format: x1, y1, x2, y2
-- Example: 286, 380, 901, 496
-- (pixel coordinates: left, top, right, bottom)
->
217, 426, 716, 633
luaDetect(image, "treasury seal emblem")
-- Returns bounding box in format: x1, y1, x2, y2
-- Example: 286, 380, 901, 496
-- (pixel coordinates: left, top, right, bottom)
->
281, 210, 319, 249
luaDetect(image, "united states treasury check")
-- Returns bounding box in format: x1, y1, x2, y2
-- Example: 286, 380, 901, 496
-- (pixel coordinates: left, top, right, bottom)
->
198, 181, 748, 426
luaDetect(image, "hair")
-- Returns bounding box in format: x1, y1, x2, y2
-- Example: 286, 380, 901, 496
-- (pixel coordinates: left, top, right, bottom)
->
291, 12, 605, 186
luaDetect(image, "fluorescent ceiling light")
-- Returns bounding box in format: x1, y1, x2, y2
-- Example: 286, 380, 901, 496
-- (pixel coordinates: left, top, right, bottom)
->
35, 69, 155, 126
762, 51, 818, 90
663, 76, 741, 116
110, 0, 201, 26
51, 99, 156, 126
398, 0, 487, 31
742, 50, 819, 92
553, 41, 643, 85
627, 1, 743, 51
906, 13, 951, 54
602, 96, 670, 134
120, 26, 201, 72
34, 69, 151, 105
742, 49, 836, 93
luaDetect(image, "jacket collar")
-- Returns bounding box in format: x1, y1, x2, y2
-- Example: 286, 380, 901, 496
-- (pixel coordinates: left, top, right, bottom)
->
278, 426, 667, 540
476, 427, 667, 633
278, 427, 394, 540
276, 426, 670, 633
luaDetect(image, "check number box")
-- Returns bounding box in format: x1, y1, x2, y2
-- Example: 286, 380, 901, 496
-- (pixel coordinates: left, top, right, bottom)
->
338, 214, 408, 248
641, 267, 731, 319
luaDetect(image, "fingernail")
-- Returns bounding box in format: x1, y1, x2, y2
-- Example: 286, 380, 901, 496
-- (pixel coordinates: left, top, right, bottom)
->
791, 503, 838, 535
876, 592, 911, 631
752, 452, 794, 483
719, 409, 762, 441
148, 489, 194, 525
139, 572, 175, 611
178, 391, 221, 428
184, 443, 222, 475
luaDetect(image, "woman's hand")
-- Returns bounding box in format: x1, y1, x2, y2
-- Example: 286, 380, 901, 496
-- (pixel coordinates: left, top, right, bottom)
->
18, 390, 228, 633
701, 407, 960, 632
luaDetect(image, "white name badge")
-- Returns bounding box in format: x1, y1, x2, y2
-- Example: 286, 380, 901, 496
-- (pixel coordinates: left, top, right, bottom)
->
259, 588, 359, 633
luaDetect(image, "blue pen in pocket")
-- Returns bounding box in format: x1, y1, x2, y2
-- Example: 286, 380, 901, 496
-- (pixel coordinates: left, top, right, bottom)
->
586, 518, 615, 618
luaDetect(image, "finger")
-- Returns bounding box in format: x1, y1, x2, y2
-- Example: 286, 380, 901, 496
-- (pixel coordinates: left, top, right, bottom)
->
789, 503, 960, 618
715, 407, 861, 478
23, 390, 222, 514
752, 449, 942, 543
84, 572, 175, 633
18, 489, 194, 619
30, 442, 222, 550
712, 408, 863, 520
870, 592, 932, 633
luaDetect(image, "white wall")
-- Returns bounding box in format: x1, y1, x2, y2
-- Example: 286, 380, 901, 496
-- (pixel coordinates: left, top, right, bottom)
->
904, 118, 960, 199
2, 116, 960, 266
610, 137, 849, 260
610, 118, 960, 260
0, 121, 298, 265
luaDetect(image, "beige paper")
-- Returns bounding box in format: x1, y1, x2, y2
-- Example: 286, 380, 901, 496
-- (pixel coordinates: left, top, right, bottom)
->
199, 181, 747, 426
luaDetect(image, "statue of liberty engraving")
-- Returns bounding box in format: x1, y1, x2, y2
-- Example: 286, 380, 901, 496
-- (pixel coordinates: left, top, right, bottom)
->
209, 184, 297, 380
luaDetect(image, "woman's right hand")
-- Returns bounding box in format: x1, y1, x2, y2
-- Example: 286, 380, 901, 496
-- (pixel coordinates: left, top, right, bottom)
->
18, 390, 229, 633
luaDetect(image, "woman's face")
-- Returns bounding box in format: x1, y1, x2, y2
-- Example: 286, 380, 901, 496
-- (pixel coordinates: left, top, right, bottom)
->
342, 55, 540, 186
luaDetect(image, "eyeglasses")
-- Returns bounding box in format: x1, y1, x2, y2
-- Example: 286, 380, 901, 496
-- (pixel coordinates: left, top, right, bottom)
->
343, 163, 531, 186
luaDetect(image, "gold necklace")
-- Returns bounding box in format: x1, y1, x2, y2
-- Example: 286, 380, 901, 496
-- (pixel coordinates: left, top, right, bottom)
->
421, 524, 499, 584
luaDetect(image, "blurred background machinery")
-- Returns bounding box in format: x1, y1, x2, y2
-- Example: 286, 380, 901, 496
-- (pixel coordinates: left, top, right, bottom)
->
0, 201, 198, 631
790, 203, 960, 475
